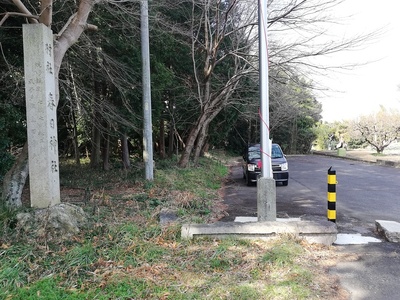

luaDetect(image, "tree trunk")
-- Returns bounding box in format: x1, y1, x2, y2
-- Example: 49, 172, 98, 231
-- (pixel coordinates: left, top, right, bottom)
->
290, 119, 298, 154
159, 117, 166, 159
68, 61, 81, 165
102, 132, 110, 171
178, 117, 204, 168
90, 124, 101, 168
2, 143, 29, 208
193, 121, 210, 165
90, 79, 103, 168
39, 0, 53, 26
121, 134, 131, 169
90, 84, 103, 168
201, 141, 209, 156
168, 122, 174, 158
179, 101, 225, 167
70, 104, 80, 165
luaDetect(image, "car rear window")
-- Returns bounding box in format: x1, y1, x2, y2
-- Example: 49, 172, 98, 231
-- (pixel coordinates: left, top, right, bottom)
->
248, 146, 261, 160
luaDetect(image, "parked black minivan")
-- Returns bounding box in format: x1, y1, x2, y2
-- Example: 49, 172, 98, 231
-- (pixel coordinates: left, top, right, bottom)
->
242, 143, 289, 186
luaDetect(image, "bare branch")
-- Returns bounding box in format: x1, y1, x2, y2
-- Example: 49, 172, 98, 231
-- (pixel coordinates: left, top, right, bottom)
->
0, 12, 39, 26
11, 0, 38, 23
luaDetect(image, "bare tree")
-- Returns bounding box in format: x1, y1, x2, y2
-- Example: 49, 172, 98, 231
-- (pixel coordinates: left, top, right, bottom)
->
173, 0, 381, 167
351, 107, 400, 153
174, 0, 259, 167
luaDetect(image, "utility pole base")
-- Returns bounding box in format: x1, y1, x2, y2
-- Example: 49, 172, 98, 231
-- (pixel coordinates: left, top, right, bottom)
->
257, 177, 276, 221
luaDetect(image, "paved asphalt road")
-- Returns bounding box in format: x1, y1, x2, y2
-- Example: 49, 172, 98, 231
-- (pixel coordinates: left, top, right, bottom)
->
285, 155, 400, 228
221, 154, 400, 300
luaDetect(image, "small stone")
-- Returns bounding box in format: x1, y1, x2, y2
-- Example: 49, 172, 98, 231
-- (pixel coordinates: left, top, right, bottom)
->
159, 208, 178, 226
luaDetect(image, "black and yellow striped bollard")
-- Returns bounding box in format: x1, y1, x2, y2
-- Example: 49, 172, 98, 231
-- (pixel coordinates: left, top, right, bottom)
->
327, 167, 337, 223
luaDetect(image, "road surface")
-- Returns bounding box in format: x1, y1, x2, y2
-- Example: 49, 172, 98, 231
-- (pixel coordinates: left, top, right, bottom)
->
222, 154, 400, 234
221, 154, 400, 300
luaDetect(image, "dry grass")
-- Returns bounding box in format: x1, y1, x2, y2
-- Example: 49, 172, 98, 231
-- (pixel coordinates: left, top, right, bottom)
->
0, 155, 355, 299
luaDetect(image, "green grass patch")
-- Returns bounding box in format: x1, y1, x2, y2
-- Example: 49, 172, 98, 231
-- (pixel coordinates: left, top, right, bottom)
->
155, 157, 228, 196
262, 236, 305, 267
0, 153, 344, 299
9, 277, 84, 300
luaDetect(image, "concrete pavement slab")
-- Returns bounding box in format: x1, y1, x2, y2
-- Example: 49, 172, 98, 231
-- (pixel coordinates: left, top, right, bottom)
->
334, 233, 381, 245
234, 216, 301, 222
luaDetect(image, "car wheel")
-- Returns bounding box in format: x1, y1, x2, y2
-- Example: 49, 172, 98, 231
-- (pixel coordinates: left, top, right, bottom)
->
246, 173, 253, 186
282, 180, 288, 186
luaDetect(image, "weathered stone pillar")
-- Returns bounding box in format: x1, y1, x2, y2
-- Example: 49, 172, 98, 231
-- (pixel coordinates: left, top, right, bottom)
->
23, 24, 60, 208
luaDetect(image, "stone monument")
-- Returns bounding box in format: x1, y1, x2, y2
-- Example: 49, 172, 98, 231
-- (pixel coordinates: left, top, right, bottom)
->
23, 24, 60, 208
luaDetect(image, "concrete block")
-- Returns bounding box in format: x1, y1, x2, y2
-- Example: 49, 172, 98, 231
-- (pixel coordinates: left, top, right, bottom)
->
376, 220, 400, 242
257, 177, 276, 221
181, 219, 337, 246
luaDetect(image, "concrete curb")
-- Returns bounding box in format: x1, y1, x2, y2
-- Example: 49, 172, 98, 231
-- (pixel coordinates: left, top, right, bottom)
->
312, 151, 400, 168
376, 159, 400, 168
311, 150, 372, 163
181, 219, 337, 246
376, 220, 400, 242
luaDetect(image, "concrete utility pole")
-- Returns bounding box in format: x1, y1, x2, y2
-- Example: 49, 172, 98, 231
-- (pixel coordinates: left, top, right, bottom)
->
141, 0, 154, 180
257, 0, 276, 221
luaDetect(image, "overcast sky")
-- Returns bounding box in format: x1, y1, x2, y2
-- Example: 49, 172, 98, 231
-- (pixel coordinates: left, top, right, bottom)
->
316, 1, 400, 122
